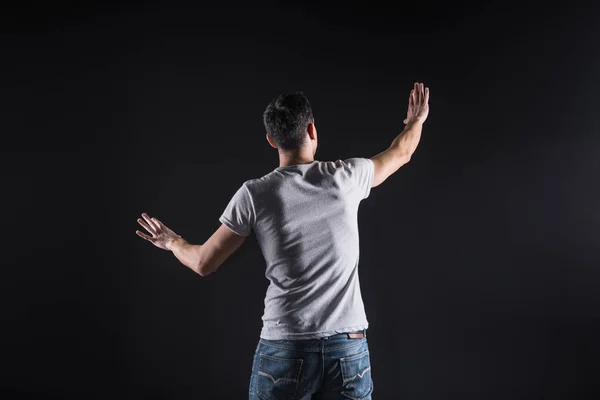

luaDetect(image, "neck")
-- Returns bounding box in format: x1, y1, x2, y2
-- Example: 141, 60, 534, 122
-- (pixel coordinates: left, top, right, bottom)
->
278, 149, 314, 167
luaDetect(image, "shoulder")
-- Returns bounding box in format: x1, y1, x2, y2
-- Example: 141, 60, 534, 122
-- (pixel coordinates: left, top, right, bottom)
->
339, 158, 374, 175
342, 157, 373, 167
241, 172, 278, 195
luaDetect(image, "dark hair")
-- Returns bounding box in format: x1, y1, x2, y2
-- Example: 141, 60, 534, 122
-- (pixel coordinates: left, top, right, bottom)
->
263, 92, 314, 150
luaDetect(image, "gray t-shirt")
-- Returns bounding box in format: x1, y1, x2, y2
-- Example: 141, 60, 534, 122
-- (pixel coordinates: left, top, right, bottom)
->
219, 158, 374, 340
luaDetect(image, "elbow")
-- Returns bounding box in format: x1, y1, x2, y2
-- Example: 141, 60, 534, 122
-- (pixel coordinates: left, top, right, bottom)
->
195, 266, 211, 277
196, 265, 212, 277
194, 259, 212, 277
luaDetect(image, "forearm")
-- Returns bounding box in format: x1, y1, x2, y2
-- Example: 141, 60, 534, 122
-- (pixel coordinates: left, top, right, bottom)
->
370, 83, 429, 187
166, 237, 204, 275
390, 119, 424, 160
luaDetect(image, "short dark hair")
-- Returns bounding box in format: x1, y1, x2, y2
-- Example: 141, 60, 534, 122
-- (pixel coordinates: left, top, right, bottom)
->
263, 92, 314, 150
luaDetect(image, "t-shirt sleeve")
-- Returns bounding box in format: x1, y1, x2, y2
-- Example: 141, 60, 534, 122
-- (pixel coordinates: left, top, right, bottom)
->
219, 183, 255, 236
343, 157, 375, 199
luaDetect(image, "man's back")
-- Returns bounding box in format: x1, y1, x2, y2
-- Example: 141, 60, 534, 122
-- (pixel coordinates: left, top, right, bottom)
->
219, 158, 374, 340
135, 84, 429, 399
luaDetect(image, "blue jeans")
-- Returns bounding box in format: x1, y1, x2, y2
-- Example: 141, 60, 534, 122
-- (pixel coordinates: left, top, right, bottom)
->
249, 330, 373, 399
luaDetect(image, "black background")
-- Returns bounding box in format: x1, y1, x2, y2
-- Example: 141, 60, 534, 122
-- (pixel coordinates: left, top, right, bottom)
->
3, 1, 600, 398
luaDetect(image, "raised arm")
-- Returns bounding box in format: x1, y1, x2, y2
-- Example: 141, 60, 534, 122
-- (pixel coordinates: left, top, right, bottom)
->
370, 82, 429, 187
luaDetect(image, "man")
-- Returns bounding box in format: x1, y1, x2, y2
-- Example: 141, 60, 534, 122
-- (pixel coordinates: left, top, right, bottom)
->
136, 82, 430, 399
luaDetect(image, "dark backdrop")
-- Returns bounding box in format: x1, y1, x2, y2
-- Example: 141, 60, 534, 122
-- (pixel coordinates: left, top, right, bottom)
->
3, 1, 600, 399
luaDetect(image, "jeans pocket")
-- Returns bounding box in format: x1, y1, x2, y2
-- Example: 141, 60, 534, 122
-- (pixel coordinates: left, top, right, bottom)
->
257, 353, 303, 400
340, 350, 372, 400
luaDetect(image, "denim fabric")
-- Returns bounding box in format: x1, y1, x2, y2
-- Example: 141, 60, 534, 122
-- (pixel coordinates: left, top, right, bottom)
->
249, 330, 373, 399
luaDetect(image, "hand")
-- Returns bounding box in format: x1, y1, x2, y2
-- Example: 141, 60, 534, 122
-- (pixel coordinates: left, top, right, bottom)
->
403, 82, 429, 125
136, 213, 182, 251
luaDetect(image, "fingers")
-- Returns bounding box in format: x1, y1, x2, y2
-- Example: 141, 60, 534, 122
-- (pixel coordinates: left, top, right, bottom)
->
136, 230, 154, 241
150, 219, 162, 232
137, 213, 169, 238
411, 83, 419, 107
142, 213, 160, 232
137, 217, 155, 235
139, 213, 165, 237
151, 217, 163, 230
415, 82, 422, 104
411, 82, 428, 105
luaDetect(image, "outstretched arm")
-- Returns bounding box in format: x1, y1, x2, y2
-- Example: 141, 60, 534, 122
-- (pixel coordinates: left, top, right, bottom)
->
371, 82, 430, 187
136, 213, 246, 276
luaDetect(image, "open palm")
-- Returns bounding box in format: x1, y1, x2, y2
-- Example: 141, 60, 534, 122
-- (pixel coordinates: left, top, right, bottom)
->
136, 213, 181, 250
403, 82, 429, 125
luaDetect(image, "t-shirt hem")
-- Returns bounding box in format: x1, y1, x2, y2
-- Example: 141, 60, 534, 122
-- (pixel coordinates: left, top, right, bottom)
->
219, 215, 250, 237
259, 323, 369, 340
